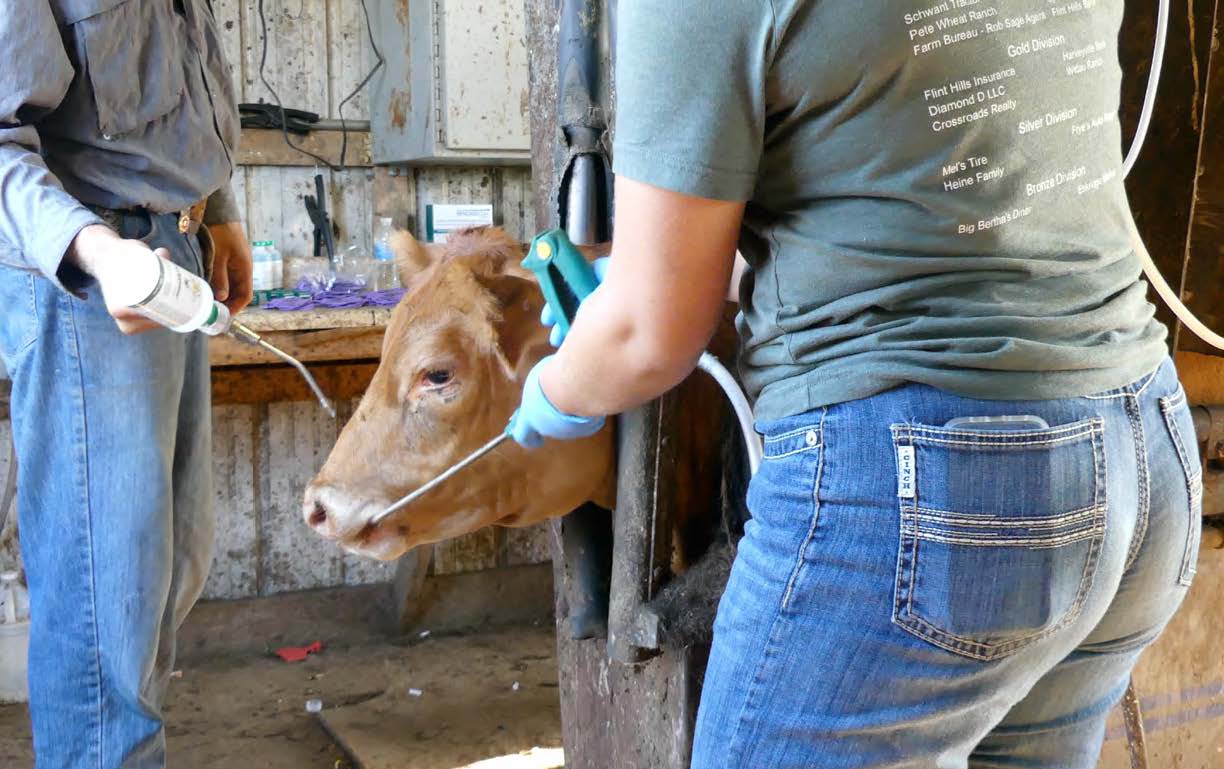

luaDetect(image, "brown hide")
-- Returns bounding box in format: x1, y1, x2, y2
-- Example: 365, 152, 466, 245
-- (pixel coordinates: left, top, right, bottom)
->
303, 228, 616, 561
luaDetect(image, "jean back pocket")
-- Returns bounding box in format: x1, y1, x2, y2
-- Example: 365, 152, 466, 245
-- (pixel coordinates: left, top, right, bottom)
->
890, 418, 1107, 660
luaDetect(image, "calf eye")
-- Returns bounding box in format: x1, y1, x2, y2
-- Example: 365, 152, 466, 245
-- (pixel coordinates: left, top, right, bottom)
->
423, 369, 453, 387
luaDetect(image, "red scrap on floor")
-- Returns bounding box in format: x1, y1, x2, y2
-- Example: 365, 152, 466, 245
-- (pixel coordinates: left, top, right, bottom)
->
274, 641, 323, 663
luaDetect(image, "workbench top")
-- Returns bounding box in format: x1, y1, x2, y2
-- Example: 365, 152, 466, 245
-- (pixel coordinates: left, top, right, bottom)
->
211, 307, 392, 368
233, 307, 394, 333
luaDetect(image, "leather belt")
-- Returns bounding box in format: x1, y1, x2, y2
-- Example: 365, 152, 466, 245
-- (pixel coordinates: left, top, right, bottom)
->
87, 200, 208, 236
178, 200, 209, 235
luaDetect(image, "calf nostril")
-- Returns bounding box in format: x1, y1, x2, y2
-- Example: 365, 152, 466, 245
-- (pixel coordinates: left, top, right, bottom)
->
356, 522, 378, 544
308, 502, 328, 527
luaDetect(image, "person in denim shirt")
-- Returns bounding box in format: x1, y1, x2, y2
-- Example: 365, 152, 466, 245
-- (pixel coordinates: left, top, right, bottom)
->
509, 1, 1203, 766
0, 2, 250, 766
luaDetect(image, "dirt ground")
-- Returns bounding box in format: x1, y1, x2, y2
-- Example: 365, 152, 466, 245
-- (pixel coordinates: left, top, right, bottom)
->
0, 622, 562, 769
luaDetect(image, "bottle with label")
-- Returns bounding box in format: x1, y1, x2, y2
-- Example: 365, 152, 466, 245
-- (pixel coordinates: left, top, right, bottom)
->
250, 242, 269, 292
109, 249, 232, 336
371, 217, 400, 290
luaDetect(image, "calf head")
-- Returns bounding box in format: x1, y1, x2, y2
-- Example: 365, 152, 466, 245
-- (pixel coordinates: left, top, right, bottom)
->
303, 227, 615, 560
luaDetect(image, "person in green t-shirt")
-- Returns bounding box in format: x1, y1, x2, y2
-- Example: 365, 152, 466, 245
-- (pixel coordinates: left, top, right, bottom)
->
508, 2, 1202, 766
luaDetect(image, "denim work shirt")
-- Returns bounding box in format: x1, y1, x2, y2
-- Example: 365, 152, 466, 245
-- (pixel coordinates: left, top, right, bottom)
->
0, 0, 241, 291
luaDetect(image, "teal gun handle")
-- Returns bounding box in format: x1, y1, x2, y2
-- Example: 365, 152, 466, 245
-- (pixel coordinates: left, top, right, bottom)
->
522, 228, 600, 335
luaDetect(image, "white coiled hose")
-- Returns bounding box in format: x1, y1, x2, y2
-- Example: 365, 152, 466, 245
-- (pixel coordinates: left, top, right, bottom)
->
1127, 0, 1224, 350
698, 352, 762, 475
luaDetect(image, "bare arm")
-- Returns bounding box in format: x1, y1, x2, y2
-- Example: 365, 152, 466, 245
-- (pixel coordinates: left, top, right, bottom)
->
539, 176, 744, 417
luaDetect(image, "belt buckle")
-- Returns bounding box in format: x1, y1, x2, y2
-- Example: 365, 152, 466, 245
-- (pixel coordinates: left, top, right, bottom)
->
178, 212, 191, 234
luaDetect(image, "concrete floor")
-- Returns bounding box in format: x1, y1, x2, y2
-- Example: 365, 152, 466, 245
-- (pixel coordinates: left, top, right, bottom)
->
0, 622, 562, 769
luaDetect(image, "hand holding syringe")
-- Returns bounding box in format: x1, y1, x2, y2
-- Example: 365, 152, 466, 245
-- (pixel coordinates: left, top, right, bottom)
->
70, 228, 336, 417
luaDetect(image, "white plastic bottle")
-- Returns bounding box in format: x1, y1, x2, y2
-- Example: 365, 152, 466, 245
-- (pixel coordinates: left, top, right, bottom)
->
250, 241, 270, 292
372, 217, 400, 290
110, 249, 232, 336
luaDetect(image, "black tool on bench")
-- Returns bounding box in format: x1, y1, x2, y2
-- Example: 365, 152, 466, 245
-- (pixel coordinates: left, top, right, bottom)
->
239, 102, 320, 134
303, 174, 338, 266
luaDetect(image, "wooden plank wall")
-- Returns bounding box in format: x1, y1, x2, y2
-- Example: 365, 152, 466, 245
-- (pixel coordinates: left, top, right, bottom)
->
211, 0, 536, 257
199, 0, 548, 600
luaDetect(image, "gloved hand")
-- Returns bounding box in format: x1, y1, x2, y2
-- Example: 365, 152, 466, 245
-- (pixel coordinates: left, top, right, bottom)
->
507, 356, 605, 448
539, 257, 610, 347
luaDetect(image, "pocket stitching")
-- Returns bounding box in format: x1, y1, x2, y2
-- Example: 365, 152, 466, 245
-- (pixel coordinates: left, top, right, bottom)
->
762, 423, 822, 460
763, 443, 821, 460
15, 276, 38, 353
902, 421, 1099, 440
911, 503, 1099, 527
890, 420, 1107, 661
1159, 391, 1202, 585
779, 411, 827, 612
896, 424, 1101, 449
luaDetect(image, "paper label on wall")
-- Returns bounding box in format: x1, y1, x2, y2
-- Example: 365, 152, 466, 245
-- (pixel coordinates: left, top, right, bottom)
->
426, 204, 495, 243
897, 446, 916, 498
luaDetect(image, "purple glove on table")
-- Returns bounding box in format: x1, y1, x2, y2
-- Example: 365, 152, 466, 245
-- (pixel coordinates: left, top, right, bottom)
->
264, 286, 406, 311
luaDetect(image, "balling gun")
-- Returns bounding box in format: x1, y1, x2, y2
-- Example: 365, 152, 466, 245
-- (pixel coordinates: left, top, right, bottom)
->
368, 229, 763, 526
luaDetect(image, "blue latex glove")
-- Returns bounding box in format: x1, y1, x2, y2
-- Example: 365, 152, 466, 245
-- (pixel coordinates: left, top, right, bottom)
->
507, 356, 605, 448
540, 257, 610, 347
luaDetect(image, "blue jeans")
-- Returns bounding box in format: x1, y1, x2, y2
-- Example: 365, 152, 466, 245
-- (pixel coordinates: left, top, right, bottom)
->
0, 213, 214, 769
692, 358, 1201, 769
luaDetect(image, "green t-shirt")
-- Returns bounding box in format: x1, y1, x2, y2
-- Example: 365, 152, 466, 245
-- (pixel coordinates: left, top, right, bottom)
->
613, 0, 1168, 421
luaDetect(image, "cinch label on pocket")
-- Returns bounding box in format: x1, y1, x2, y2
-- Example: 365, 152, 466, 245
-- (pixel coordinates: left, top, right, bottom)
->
897, 446, 916, 498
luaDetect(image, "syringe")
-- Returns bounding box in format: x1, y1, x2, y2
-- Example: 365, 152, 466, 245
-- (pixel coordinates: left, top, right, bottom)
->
114, 250, 336, 418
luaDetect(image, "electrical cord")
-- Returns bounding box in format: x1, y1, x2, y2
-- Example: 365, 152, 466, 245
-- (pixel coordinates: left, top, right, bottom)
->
255, 0, 384, 171
338, 0, 386, 167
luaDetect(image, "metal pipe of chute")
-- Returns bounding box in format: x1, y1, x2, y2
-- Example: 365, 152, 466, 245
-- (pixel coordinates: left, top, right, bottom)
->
554, 0, 615, 642
557, 0, 687, 663
567, 0, 673, 663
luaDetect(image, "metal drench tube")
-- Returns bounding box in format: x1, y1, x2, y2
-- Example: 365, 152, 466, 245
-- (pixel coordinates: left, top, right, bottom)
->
227, 320, 337, 418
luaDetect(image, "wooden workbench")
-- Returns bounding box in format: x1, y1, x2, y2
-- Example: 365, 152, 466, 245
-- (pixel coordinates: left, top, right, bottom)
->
209, 307, 392, 407
209, 306, 392, 366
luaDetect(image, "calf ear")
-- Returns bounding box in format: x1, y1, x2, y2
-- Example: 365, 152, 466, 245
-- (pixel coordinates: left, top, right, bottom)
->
390, 230, 441, 285
482, 268, 547, 380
